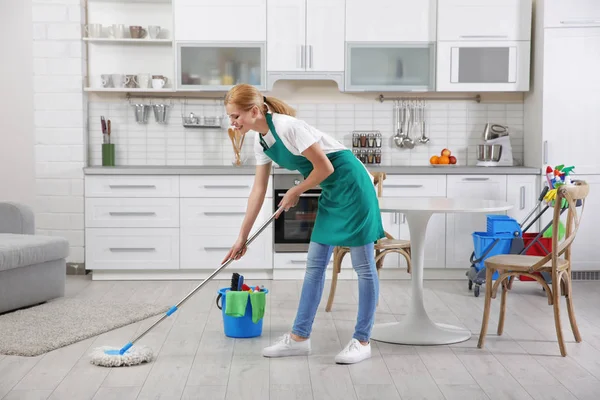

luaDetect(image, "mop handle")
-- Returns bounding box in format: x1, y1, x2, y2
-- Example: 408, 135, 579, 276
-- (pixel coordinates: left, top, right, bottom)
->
118, 207, 283, 353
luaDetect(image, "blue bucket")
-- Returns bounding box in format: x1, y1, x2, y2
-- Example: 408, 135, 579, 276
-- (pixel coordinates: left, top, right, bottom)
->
216, 287, 268, 338
472, 232, 514, 279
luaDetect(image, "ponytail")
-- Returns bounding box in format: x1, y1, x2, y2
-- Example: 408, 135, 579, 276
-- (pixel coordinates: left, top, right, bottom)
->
225, 84, 296, 117
264, 96, 296, 117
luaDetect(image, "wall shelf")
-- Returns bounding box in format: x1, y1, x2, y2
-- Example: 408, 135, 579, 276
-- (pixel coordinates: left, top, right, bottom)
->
84, 88, 176, 93
83, 38, 172, 44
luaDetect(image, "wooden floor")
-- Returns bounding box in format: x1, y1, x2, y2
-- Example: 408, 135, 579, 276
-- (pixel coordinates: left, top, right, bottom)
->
2, 275, 600, 400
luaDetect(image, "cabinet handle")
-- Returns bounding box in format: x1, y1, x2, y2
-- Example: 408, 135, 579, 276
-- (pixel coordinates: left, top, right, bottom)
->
203, 212, 246, 216
109, 212, 156, 216
204, 185, 250, 189
520, 186, 525, 210
278, 193, 320, 198
560, 20, 600, 25
109, 247, 156, 252
309, 45, 313, 69
290, 260, 306, 264
204, 247, 232, 251
393, 212, 398, 224
459, 35, 508, 39
109, 184, 156, 189
543, 141, 548, 164
301, 45, 305, 68
387, 184, 423, 188
462, 177, 490, 181
402, 214, 406, 224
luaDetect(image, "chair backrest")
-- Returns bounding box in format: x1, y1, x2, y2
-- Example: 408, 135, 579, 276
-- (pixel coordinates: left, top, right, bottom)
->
532, 180, 589, 271
370, 171, 386, 198
554, 180, 589, 262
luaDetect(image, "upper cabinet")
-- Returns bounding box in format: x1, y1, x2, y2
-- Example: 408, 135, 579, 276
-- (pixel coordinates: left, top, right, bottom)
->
436, 0, 532, 92
346, 0, 436, 42
544, 0, 600, 28
266, 0, 345, 90
174, 0, 266, 41
344, 0, 437, 92
437, 0, 532, 41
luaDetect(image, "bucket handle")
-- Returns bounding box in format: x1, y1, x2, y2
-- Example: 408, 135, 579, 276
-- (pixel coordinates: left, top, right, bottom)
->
216, 293, 222, 310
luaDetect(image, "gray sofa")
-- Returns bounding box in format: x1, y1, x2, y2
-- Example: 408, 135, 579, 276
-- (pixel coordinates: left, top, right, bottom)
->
0, 202, 69, 314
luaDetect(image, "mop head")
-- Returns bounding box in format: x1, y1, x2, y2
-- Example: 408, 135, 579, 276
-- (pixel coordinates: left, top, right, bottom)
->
89, 345, 153, 367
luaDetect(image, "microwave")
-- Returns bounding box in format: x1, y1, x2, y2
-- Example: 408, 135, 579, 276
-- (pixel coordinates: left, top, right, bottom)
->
436, 40, 531, 91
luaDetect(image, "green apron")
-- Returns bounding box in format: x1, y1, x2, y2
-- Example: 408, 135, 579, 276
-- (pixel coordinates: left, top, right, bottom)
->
261, 113, 384, 247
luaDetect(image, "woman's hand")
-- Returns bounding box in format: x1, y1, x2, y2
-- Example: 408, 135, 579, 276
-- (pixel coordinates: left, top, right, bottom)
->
276, 187, 301, 218
221, 236, 248, 263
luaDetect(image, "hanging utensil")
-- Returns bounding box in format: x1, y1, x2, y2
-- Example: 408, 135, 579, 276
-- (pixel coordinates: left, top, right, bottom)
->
401, 103, 415, 149
393, 101, 405, 147
418, 102, 430, 144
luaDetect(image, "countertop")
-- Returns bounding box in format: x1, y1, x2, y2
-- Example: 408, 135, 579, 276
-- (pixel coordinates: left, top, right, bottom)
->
83, 165, 541, 175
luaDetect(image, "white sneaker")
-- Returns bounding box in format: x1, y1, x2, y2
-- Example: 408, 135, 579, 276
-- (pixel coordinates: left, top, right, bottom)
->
335, 338, 372, 364
262, 333, 311, 358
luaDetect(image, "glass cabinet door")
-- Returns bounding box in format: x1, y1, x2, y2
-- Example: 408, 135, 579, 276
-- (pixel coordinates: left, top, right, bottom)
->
177, 42, 266, 91
345, 42, 435, 92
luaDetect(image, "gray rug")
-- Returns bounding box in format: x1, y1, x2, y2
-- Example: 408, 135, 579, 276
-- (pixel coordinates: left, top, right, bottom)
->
0, 298, 169, 357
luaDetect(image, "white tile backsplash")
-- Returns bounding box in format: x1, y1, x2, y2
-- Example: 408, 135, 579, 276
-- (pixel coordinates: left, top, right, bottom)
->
87, 99, 524, 167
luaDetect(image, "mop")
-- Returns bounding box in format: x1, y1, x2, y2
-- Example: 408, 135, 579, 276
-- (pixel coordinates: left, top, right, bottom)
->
89, 207, 281, 367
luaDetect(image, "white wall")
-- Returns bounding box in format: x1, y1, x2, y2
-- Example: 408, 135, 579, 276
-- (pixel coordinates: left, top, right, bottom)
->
0, 0, 35, 208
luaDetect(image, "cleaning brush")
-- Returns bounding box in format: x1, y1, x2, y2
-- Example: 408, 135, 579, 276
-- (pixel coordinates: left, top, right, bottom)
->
231, 273, 240, 291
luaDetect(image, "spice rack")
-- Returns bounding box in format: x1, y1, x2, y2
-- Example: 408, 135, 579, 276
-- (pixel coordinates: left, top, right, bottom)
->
352, 130, 382, 165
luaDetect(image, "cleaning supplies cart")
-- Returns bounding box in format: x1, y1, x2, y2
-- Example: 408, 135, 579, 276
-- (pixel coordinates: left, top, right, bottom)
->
216, 273, 268, 338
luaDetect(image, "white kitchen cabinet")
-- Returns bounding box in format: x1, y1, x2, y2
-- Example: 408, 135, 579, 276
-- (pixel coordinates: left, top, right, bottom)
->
445, 175, 507, 269
345, 0, 436, 42
381, 175, 446, 269
537, 28, 600, 174
345, 43, 436, 92
544, 0, 600, 28
266, 0, 345, 90
436, 40, 531, 92
437, 0, 532, 42
85, 228, 180, 270
174, 0, 266, 41
567, 175, 600, 271
506, 175, 540, 227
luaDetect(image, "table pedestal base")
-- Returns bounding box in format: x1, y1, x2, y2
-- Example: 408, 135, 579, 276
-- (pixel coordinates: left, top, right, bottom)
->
371, 313, 471, 345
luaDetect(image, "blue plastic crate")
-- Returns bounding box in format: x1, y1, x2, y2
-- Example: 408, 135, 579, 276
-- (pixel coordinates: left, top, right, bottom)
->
472, 232, 514, 279
486, 215, 521, 236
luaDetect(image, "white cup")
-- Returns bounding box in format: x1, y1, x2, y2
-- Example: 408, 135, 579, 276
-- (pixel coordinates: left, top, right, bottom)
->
151, 76, 167, 89
109, 24, 126, 39
137, 73, 150, 89
85, 24, 103, 38
100, 74, 112, 88
111, 74, 126, 88
148, 25, 162, 39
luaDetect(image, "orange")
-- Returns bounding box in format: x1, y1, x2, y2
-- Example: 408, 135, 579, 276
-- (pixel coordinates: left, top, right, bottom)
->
439, 155, 450, 164
430, 155, 439, 164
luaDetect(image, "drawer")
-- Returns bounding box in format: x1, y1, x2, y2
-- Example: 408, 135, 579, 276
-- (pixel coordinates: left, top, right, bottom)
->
382, 175, 446, 197
85, 176, 179, 198
85, 228, 179, 270
274, 252, 352, 270
180, 175, 272, 198
85, 198, 179, 228
180, 198, 273, 229
180, 228, 273, 270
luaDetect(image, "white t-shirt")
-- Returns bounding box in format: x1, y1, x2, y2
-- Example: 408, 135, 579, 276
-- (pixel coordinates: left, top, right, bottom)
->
253, 113, 346, 165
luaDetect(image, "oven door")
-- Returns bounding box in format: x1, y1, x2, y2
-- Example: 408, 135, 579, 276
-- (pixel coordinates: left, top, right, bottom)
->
273, 188, 320, 252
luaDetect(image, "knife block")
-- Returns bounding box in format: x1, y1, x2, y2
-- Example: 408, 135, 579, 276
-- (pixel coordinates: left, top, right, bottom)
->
102, 144, 115, 166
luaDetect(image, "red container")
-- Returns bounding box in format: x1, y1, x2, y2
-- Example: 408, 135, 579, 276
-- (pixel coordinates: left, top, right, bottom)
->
519, 233, 552, 281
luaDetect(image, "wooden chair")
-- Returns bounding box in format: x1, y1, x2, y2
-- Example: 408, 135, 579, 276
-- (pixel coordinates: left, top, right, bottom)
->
477, 181, 589, 356
325, 171, 412, 312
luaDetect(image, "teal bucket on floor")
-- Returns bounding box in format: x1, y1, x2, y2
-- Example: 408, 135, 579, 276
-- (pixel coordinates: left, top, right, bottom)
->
216, 287, 268, 338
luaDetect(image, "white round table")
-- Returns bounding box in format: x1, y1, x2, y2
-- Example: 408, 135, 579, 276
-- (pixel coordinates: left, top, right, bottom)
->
371, 197, 512, 346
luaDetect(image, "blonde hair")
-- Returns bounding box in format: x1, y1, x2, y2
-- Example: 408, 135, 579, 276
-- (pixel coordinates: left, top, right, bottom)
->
224, 84, 296, 117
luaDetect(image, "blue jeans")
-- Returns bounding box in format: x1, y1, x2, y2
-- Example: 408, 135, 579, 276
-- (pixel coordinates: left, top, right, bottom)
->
291, 241, 379, 342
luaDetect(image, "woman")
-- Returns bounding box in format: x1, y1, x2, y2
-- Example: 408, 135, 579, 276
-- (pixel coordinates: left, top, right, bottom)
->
222, 84, 384, 365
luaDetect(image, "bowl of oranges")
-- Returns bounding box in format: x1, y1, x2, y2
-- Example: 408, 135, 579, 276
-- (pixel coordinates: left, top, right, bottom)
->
430, 148, 457, 166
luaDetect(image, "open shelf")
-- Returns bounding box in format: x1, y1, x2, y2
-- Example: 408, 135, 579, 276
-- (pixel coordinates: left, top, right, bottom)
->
84, 38, 172, 44
84, 88, 176, 93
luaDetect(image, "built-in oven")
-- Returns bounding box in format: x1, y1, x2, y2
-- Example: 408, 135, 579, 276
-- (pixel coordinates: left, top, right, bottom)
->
273, 173, 320, 252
